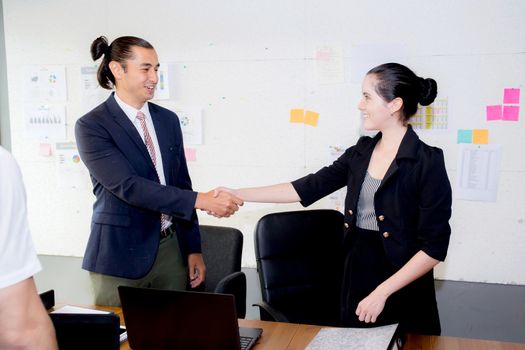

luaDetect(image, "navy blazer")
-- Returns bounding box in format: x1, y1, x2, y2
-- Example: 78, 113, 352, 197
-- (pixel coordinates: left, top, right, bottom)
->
292, 126, 452, 268
75, 93, 201, 279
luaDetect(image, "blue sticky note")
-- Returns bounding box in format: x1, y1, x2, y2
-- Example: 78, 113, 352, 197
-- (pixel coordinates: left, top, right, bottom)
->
457, 129, 472, 144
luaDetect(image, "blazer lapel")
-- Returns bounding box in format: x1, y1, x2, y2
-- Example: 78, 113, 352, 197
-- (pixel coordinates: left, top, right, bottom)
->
149, 103, 180, 185
105, 94, 157, 172
348, 134, 380, 208
378, 126, 419, 191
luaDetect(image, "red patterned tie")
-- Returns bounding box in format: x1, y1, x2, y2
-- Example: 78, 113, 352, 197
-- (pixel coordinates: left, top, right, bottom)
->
137, 111, 170, 232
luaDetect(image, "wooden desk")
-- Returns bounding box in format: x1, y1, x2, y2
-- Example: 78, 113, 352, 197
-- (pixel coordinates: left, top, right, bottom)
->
92, 306, 525, 350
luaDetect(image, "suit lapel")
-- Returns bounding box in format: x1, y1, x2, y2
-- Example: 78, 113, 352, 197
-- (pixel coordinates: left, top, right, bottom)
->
149, 103, 179, 185
105, 94, 157, 173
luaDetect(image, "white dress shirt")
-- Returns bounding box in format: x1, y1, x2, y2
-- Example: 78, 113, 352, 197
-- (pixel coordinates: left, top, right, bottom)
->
114, 93, 172, 228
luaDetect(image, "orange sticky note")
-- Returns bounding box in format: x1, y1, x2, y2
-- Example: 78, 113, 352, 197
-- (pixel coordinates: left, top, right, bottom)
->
472, 129, 489, 144
304, 110, 319, 127
290, 109, 305, 123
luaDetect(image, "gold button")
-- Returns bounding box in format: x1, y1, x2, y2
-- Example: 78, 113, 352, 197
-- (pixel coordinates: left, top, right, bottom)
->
383, 231, 390, 238
348, 210, 353, 215
344, 223, 349, 229
378, 215, 385, 221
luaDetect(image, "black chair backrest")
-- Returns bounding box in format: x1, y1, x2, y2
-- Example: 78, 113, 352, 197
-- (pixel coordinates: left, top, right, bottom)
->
254, 209, 344, 326
199, 225, 243, 293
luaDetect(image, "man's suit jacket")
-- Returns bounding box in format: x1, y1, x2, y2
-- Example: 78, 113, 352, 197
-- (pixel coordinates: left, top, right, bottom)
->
292, 125, 452, 268
75, 93, 201, 279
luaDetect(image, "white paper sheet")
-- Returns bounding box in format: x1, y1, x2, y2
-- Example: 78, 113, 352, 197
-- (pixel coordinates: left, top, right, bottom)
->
455, 144, 502, 202
173, 106, 203, 145
55, 142, 89, 190
25, 65, 67, 101
51, 305, 110, 314
153, 62, 170, 100
24, 104, 67, 141
80, 65, 111, 114
315, 45, 345, 85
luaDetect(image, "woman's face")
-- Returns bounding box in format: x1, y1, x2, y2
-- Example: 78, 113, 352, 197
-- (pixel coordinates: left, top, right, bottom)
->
358, 74, 398, 131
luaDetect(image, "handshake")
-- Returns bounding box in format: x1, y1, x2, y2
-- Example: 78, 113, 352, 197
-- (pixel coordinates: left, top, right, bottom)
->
195, 187, 242, 218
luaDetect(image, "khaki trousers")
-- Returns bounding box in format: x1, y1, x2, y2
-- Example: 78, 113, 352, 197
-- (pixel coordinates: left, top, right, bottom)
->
90, 232, 187, 307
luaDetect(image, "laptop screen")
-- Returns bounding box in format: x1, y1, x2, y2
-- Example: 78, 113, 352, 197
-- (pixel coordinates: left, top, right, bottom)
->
118, 286, 261, 350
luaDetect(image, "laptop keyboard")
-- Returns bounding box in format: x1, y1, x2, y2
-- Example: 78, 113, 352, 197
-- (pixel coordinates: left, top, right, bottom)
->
240, 336, 253, 350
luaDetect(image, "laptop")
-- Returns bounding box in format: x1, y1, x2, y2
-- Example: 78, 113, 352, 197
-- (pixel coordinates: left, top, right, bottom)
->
118, 286, 262, 350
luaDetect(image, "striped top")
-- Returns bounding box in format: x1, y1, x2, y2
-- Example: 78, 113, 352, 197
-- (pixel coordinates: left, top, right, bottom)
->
356, 172, 382, 231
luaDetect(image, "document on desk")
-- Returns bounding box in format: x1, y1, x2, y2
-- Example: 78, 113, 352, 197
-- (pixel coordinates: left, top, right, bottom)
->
51, 305, 110, 314
305, 323, 399, 350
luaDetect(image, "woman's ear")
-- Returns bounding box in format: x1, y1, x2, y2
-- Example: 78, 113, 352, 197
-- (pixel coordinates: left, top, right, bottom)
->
388, 97, 403, 115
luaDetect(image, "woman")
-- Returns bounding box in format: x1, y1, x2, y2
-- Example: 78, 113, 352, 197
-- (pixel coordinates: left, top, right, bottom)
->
215, 63, 452, 335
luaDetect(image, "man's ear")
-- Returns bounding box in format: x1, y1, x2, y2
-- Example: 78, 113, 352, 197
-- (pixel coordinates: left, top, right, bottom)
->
108, 61, 124, 80
389, 97, 403, 115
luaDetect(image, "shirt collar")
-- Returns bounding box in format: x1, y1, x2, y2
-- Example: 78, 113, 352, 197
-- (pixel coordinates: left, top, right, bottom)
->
114, 92, 151, 123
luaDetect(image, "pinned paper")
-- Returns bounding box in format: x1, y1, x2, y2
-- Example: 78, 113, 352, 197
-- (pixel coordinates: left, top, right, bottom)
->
153, 62, 170, 100
486, 105, 502, 121
304, 111, 320, 127
472, 129, 489, 144
457, 130, 473, 144
290, 109, 305, 123
503, 88, 520, 104
184, 148, 197, 162
39, 143, 52, 156
503, 105, 519, 121
410, 98, 448, 130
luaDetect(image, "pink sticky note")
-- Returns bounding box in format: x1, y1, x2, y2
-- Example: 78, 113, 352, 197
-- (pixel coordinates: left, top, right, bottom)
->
503, 88, 520, 104
486, 105, 502, 121
502, 105, 519, 121
39, 143, 52, 157
184, 148, 197, 161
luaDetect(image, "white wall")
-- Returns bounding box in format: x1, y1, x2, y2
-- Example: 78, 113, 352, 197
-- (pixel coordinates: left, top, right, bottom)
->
3, 0, 525, 284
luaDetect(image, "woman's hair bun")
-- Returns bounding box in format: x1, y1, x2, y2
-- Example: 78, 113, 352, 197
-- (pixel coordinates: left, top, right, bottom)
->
90, 36, 109, 61
419, 77, 438, 106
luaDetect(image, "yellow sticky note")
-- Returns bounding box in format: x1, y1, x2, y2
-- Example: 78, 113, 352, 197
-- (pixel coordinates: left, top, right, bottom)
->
472, 129, 489, 144
290, 109, 305, 123
304, 110, 319, 127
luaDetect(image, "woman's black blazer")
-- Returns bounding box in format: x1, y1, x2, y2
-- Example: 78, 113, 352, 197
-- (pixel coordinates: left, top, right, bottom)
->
292, 126, 452, 267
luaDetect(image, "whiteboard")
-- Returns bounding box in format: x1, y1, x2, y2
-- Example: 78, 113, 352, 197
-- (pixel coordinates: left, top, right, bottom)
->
2, 0, 525, 284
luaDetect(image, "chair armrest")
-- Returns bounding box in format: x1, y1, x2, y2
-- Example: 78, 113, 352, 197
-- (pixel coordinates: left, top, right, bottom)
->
214, 271, 247, 319
252, 301, 289, 322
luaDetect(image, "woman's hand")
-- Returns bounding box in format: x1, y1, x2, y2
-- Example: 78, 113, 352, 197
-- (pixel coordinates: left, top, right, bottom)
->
355, 288, 389, 323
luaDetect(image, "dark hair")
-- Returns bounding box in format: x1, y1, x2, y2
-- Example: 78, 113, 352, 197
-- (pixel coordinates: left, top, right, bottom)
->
90, 36, 154, 90
367, 63, 437, 122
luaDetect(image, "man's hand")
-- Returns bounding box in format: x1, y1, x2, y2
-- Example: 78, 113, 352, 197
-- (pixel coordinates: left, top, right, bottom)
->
195, 190, 243, 218
188, 254, 206, 289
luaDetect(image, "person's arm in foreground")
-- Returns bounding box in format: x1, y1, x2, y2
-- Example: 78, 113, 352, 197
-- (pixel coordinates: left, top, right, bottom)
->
0, 277, 57, 349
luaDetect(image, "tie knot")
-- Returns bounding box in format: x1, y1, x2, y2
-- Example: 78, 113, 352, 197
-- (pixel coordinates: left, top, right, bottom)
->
136, 111, 146, 121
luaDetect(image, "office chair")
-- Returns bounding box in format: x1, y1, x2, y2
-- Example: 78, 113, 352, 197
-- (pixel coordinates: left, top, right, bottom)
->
254, 209, 345, 326
197, 225, 247, 318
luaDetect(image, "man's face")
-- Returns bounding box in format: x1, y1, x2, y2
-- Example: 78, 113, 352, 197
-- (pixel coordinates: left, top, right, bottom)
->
114, 46, 159, 109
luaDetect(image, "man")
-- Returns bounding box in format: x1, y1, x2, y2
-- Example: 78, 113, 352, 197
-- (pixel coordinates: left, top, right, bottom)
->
0, 146, 58, 349
75, 36, 242, 306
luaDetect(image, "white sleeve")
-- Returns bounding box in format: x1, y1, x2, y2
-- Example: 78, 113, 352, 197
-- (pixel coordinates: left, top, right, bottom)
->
0, 147, 41, 289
